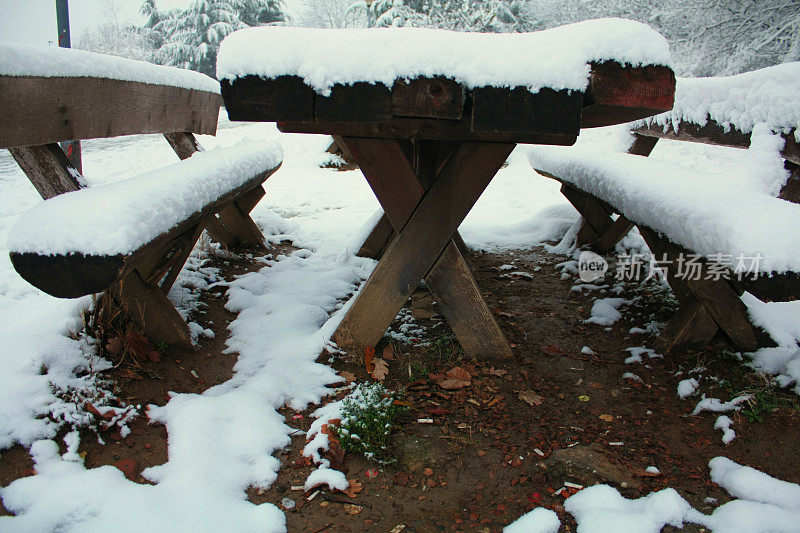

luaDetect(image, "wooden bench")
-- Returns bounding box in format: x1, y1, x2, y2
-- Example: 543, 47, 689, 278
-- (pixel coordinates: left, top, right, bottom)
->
1, 44, 283, 351
530, 64, 800, 355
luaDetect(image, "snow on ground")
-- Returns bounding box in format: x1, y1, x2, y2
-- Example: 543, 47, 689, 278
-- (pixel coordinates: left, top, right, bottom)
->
2, 111, 800, 530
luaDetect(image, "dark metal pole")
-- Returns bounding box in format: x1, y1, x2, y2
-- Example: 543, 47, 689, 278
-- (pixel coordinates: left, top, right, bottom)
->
56, 0, 82, 173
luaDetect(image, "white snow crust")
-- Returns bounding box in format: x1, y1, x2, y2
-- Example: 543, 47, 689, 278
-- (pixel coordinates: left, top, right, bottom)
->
216, 18, 671, 95
8, 140, 283, 256
0, 41, 220, 93
638, 62, 800, 137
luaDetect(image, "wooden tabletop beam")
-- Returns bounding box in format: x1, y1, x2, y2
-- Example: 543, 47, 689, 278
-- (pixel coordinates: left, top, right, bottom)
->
0, 75, 220, 149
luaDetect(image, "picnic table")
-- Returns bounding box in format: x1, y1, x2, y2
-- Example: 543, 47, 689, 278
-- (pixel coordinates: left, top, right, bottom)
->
217, 20, 676, 360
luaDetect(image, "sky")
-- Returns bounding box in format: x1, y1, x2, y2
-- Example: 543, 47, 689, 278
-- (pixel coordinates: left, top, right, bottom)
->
0, 0, 302, 47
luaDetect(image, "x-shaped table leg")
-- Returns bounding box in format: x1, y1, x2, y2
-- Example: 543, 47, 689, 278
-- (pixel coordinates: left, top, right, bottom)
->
334, 137, 514, 360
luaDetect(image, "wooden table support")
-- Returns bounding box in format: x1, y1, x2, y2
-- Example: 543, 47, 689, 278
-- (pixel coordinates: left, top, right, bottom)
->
334, 138, 515, 360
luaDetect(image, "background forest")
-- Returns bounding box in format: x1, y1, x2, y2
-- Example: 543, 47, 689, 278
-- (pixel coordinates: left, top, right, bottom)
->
78, 0, 800, 80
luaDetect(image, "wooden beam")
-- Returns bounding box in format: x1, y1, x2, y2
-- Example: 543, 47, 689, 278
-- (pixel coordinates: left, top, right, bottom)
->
632, 121, 751, 150
628, 134, 659, 156
8, 143, 82, 199
0, 75, 220, 149
357, 213, 395, 260
391, 77, 464, 120
220, 75, 314, 123
164, 132, 201, 160
471, 86, 582, 137
216, 201, 265, 248
334, 140, 514, 356
278, 119, 577, 146
581, 62, 675, 128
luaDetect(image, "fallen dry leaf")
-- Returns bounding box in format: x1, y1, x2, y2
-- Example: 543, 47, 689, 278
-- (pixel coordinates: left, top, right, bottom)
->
105, 337, 122, 356
541, 343, 566, 357
338, 371, 356, 383
344, 504, 362, 515
125, 331, 160, 363
437, 366, 472, 390
371, 358, 389, 381
518, 390, 543, 406
343, 479, 363, 498
599, 414, 614, 422
487, 367, 508, 377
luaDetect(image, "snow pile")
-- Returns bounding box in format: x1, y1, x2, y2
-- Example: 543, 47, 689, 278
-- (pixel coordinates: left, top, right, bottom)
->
9, 140, 283, 256
584, 297, 627, 326
699, 457, 800, 531
504, 507, 560, 533
0, 41, 220, 93
217, 18, 671, 95
714, 415, 736, 444
677, 378, 700, 399
691, 395, 750, 416
518, 457, 800, 533
528, 128, 798, 273
638, 62, 800, 138
304, 467, 348, 492
564, 485, 694, 532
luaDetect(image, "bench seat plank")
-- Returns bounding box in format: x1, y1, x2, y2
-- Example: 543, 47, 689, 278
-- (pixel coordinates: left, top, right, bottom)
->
530, 145, 800, 277
8, 140, 283, 298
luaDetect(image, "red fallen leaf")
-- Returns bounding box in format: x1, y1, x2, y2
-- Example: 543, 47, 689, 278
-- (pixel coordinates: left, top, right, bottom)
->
541, 344, 565, 357
427, 407, 451, 416
381, 344, 395, 360
84, 402, 115, 420
125, 331, 160, 363
364, 347, 375, 373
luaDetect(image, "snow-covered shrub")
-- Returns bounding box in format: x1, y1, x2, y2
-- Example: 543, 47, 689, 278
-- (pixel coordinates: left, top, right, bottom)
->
334, 382, 402, 465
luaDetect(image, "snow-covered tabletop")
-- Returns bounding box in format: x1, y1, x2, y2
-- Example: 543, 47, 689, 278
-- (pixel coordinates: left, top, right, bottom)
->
636, 62, 800, 139
0, 41, 220, 93
217, 18, 671, 95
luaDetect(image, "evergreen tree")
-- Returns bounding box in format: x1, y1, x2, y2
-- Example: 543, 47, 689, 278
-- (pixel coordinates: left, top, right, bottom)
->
146, 0, 284, 77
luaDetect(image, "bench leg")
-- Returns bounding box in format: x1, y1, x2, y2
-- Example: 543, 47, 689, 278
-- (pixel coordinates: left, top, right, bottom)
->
639, 227, 774, 353
357, 212, 469, 260
335, 137, 514, 360
357, 213, 396, 259
561, 184, 632, 253
9, 143, 83, 199
105, 269, 194, 351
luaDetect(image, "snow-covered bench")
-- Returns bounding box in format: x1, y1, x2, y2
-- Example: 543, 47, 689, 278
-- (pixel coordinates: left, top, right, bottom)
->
2, 44, 283, 350
530, 63, 800, 355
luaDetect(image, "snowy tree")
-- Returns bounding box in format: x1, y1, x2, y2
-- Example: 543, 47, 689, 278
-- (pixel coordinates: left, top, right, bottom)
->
146, 0, 284, 77
297, 0, 369, 28
78, 0, 156, 61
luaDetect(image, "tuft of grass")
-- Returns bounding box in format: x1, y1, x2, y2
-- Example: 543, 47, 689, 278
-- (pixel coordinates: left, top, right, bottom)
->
426, 335, 462, 363
334, 382, 403, 465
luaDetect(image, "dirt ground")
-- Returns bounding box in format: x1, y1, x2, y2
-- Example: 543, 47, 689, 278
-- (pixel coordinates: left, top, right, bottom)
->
2, 244, 798, 531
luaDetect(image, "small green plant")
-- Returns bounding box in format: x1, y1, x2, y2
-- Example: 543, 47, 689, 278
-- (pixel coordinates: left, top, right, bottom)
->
741, 388, 784, 423
408, 361, 429, 381
334, 382, 403, 465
